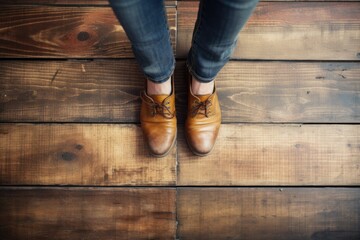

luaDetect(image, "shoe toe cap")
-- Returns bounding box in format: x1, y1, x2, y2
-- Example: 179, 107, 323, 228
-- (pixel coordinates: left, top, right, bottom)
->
186, 130, 218, 156
145, 130, 176, 157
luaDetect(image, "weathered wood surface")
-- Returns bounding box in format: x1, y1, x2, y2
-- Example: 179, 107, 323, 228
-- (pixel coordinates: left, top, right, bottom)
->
177, 124, 360, 186
1, 2, 359, 59
1, 123, 358, 186
176, 61, 360, 123
0, 187, 176, 240
0, 6, 176, 58
0, 60, 144, 122
0, 1, 359, 239
1, 0, 358, 5
0, 0, 176, 5
1, 60, 358, 123
0, 124, 176, 185
177, 188, 360, 240
177, 1, 360, 60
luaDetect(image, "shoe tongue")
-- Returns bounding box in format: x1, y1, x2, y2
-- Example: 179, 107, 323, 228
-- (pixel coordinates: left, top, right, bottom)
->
149, 94, 169, 103
195, 94, 211, 102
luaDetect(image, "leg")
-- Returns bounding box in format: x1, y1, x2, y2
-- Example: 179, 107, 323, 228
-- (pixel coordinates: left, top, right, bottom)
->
109, 0, 175, 94
185, 0, 259, 156
188, 0, 259, 94
109, 0, 177, 157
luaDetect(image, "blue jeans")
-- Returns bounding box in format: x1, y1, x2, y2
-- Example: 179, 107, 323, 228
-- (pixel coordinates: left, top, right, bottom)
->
109, 0, 259, 83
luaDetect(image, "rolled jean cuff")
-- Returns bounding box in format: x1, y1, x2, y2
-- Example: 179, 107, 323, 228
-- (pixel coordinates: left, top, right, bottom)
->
186, 60, 217, 83
145, 57, 175, 84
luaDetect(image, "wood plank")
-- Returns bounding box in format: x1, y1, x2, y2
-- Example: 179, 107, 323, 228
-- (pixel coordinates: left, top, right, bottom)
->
177, 124, 360, 186
177, 1, 360, 60
175, 61, 360, 123
0, 60, 144, 122
0, 187, 176, 239
0, 124, 176, 185
177, 188, 360, 240
0, 0, 176, 5
1, 60, 358, 123
0, 6, 176, 58
1, 0, 358, 5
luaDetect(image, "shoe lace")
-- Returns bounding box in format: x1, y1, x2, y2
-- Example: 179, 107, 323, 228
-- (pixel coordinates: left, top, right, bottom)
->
141, 94, 175, 119
191, 99, 212, 118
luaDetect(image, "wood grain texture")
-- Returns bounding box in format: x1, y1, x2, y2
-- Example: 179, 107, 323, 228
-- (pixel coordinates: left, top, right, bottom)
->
0, 187, 176, 240
0, 60, 144, 122
175, 61, 360, 123
177, 1, 360, 60
0, 0, 176, 5
1, 0, 358, 5
0, 6, 176, 58
177, 188, 360, 240
177, 124, 360, 186
1, 60, 358, 123
0, 124, 176, 185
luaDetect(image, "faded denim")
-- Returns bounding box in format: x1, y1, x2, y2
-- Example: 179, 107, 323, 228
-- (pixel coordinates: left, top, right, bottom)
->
109, 0, 259, 83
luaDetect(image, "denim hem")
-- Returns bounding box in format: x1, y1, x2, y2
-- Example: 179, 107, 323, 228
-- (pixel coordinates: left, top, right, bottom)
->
186, 60, 216, 83
145, 60, 176, 84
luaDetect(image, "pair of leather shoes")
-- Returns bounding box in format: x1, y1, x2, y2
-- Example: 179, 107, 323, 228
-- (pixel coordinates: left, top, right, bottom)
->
140, 72, 221, 157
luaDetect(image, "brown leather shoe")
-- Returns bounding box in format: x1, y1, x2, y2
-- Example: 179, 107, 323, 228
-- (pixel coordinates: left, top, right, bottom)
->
185, 71, 221, 156
140, 76, 177, 157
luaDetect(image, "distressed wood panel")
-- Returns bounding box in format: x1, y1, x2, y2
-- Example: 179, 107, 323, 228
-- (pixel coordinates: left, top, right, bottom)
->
0, 60, 143, 122
1, 60, 358, 123
0, 0, 358, 5
0, 0, 176, 5
0, 124, 176, 185
177, 124, 360, 186
0, 187, 176, 240
175, 61, 360, 123
0, 6, 176, 58
177, 2, 360, 60
177, 188, 360, 240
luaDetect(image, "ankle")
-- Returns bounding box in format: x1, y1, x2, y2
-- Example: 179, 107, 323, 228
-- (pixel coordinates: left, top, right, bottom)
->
191, 76, 214, 95
147, 77, 172, 95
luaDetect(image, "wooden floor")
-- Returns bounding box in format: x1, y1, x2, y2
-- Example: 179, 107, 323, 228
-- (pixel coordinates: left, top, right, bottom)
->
0, 0, 359, 239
